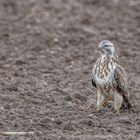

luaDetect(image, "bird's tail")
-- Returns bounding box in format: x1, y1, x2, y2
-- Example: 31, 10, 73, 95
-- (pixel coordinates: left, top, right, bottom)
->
122, 94, 132, 109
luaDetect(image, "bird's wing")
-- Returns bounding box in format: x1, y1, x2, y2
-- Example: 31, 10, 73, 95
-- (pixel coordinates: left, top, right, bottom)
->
92, 75, 96, 88
92, 58, 101, 88
92, 64, 98, 88
114, 65, 128, 93
114, 65, 131, 108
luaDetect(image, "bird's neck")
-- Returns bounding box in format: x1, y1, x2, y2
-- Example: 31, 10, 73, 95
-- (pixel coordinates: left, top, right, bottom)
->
101, 54, 118, 63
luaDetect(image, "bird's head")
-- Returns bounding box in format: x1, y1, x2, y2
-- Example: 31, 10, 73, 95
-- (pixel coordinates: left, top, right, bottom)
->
99, 40, 118, 59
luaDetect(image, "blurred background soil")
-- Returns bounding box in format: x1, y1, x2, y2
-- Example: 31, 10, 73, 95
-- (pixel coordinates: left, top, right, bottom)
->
0, 0, 139, 139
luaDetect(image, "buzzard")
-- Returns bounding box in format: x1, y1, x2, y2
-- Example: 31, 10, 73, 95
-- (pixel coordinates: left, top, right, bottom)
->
92, 40, 131, 113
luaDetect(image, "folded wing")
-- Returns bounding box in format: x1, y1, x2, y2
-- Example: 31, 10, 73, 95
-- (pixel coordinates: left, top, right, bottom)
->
114, 65, 132, 109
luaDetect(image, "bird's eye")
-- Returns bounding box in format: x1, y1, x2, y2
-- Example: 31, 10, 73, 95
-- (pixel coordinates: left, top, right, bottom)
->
104, 45, 108, 48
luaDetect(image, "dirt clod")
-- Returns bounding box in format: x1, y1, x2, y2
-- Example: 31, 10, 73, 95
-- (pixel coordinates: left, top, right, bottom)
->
74, 93, 87, 102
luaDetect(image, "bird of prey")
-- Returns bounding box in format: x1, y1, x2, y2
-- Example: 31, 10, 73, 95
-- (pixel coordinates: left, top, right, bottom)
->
92, 40, 131, 113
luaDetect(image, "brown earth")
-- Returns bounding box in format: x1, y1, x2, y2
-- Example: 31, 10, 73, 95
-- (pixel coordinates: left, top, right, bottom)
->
0, 0, 139, 139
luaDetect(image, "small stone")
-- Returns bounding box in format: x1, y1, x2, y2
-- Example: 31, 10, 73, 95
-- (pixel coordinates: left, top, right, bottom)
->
50, 51, 55, 54
4, 64, 10, 68
116, 127, 123, 134
54, 119, 63, 124
89, 114, 93, 117
79, 119, 93, 126
54, 38, 59, 43
40, 117, 51, 124
51, 118, 55, 121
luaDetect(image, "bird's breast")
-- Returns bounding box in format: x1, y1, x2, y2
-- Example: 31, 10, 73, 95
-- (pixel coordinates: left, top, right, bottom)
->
94, 61, 116, 87
95, 72, 114, 85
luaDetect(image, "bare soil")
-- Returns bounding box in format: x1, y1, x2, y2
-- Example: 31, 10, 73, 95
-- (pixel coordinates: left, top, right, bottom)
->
0, 0, 139, 139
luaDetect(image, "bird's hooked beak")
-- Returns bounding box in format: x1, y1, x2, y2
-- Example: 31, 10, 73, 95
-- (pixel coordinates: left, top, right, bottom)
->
98, 43, 103, 51
98, 46, 102, 51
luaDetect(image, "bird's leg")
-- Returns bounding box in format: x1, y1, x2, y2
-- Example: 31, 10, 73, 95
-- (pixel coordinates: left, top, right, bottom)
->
102, 98, 110, 107
95, 98, 108, 112
96, 97, 110, 112
88, 90, 104, 111
96, 90, 104, 106
95, 91, 104, 112
114, 93, 123, 114
96, 102, 103, 112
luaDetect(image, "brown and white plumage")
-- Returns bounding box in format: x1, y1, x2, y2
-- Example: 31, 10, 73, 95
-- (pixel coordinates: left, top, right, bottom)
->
92, 40, 131, 113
